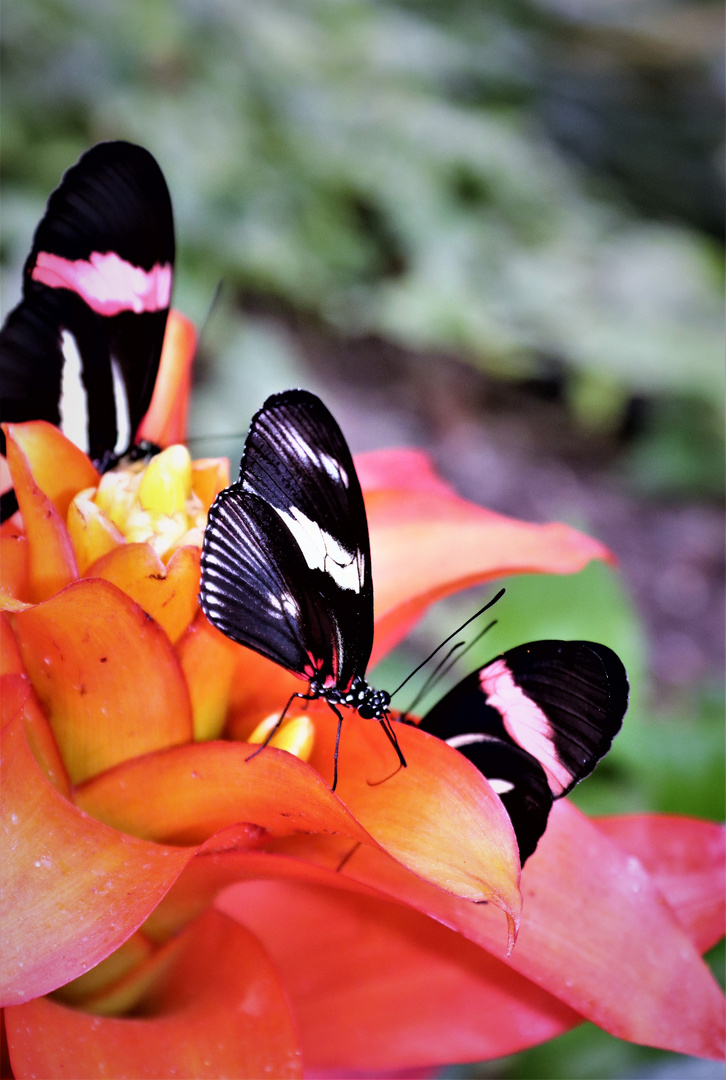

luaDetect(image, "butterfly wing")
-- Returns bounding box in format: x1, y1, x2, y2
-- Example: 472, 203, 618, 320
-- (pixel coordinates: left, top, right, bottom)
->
0, 141, 174, 467
200, 390, 374, 690
420, 640, 628, 863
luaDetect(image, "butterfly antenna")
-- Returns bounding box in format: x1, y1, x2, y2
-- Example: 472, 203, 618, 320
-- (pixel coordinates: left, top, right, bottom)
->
186, 431, 248, 447
185, 281, 245, 451
199, 278, 224, 340
436, 617, 499, 683
389, 588, 505, 700
399, 640, 467, 720
399, 617, 498, 720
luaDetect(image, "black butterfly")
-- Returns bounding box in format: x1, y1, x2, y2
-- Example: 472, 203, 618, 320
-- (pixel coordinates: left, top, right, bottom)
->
199, 389, 402, 788
0, 140, 175, 514
418, 640, 628, 863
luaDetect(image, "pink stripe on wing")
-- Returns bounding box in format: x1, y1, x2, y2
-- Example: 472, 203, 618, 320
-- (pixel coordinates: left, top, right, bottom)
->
479, 658, 571, 795
31, 250, 172, 316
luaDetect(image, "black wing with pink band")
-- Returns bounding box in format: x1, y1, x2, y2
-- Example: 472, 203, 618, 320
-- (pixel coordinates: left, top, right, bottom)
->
419, 640, 628, 863
0, 141, 174, 472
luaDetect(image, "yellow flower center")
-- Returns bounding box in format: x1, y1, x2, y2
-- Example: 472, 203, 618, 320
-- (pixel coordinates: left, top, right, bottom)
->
69, 446, 207, 565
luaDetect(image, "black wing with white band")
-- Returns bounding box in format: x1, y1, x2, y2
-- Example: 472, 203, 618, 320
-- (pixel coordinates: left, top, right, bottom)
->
199, 390, 374, 692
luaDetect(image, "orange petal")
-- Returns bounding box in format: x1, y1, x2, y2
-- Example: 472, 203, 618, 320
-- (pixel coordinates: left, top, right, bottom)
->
225, 648, 302, 741
136, 309, 196, 448
0, 672, 31, 725
218, 879, 578, 1071
0, 613, 24, 676
85, 543, 201, 644
52, 930, 154, 1013
308, 707, 521, 927
191, 457, 230, 513
594, 814, 726, 956
365, 474, 614, 661
3, 421, 99, 520
67, 491, 124, 573
3, 425, 78, 603
10, 578, 192, 783
74, 739, 374, 847
0, 675, 71, 797
5, 908, 302, 1079
0, 526, 28, 601
0, 710, 192, 1004
175, 611, 242, 740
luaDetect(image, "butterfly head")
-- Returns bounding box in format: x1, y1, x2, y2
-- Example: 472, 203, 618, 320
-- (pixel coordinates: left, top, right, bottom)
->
308, 673, 390, 720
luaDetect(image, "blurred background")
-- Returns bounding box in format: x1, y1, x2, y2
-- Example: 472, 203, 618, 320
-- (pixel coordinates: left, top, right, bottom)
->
1, 2, 723, 1076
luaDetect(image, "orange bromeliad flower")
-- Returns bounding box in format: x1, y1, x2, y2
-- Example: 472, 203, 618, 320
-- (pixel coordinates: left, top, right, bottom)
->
0, 308, 724, 1078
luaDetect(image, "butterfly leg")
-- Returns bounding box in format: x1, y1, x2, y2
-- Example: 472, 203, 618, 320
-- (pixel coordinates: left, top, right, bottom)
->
245, 690, 313, 762
326, 701, 345, 792
379, 713, 407, 769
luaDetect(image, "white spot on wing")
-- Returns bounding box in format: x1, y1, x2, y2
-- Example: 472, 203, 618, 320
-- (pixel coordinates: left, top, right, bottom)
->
319, 452, 348, 487
274, 505, 363, 592
289, 433, 320, 469
489, 778, 515, 795
111, 355, 131, 453
446, 732, 490, 750
59, 330, 88, 452
281, 593, 299, 618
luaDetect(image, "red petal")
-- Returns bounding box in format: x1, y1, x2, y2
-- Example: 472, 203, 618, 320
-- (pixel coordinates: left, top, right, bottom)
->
356, 448, 458, 497
365, 478, 614, 661
321, 800, 724, 1060
511, 802, 725, 1058
0, 710, 192, 1004
219, 878, 578, 1071
308, 706, 521, 924
5, 908, 302, 1079
85, 543, 201, 644
136, 310, 197, 448
3, 425, 78, 602
10, 578, 192, 783
141, 837, 374, 943
3, 421, 99, 520
594, 814, 726, 955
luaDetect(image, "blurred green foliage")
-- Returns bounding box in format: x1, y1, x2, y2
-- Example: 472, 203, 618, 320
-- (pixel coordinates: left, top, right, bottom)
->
2, 0, 724, 456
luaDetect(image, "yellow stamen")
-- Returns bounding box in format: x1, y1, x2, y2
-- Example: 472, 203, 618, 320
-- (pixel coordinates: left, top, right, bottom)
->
247, 713, 315, 762
138, 445, 192, 516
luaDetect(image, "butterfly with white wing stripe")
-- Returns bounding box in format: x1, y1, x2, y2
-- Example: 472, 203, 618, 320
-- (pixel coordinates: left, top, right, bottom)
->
199, 389, 401, 789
